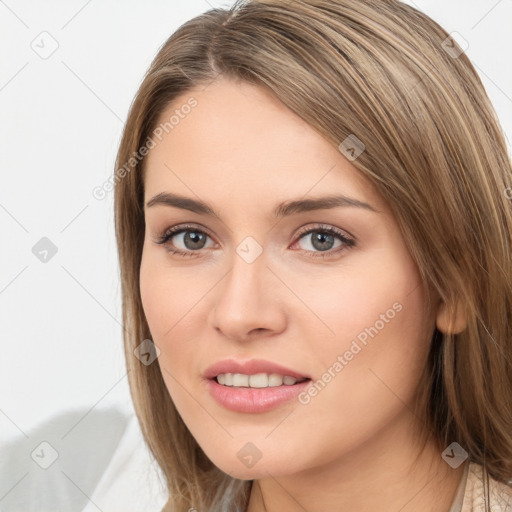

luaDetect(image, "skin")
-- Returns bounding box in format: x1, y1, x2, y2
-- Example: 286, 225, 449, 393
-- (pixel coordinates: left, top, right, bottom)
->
139, 77, 466, 512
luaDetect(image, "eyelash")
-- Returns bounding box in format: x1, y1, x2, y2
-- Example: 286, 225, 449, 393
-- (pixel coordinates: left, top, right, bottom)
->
154, 223, 356, 259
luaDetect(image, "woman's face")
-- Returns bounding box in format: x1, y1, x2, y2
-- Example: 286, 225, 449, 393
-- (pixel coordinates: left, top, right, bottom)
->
140, 78, 437, 479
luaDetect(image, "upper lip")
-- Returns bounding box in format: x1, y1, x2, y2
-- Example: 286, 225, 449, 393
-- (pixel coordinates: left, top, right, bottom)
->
204, 359, 311, 380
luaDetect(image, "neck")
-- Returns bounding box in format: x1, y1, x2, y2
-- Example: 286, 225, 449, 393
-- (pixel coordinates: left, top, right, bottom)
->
246, 413, 466, 512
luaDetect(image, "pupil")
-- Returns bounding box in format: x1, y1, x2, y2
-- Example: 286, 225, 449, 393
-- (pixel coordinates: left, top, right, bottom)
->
185, 231, 206, 249
312, 232, 334, 251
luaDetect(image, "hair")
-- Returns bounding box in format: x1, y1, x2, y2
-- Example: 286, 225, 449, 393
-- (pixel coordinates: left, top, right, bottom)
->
113, 0, 512, 510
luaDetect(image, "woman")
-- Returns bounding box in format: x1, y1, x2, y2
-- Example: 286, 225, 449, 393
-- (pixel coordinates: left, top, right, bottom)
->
113, 0, 512, 510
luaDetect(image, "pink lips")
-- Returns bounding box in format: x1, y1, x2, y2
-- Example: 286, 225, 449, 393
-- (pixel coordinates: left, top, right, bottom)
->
203, 358, 312, 414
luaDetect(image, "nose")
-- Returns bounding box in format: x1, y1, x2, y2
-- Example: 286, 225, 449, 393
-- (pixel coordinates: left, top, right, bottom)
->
209, 247, 287, 342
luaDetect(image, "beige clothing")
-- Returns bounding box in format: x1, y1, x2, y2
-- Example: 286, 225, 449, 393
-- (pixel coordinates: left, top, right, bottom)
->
449, 461, 512, 511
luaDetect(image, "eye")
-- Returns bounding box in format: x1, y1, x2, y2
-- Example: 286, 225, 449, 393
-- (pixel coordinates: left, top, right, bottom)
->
154, 223, 356, 259
291, 224, 355, 258
154, 224, 216, 257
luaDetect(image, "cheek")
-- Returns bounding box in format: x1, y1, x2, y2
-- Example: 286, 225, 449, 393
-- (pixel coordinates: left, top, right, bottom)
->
139, 261, 169, 340
139, 259, 198, 419
267, 289, 432, 476
139, 247, 202, 340
139, 248, 209, 383
298, 269, 431, 426
277, 256, 421, 363
285, 250, 432, 430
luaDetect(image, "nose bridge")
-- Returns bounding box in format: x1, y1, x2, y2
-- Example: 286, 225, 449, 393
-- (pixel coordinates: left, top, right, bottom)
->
219, 242, 269, 315
224, 234, 268, 299
210, 239, 286, 340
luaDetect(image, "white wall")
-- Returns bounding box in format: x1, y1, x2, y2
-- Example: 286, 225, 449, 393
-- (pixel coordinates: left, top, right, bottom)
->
1, 0, 511, 444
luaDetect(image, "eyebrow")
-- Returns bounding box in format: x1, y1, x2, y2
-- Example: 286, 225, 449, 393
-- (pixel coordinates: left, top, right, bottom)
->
145, 191, 378, 218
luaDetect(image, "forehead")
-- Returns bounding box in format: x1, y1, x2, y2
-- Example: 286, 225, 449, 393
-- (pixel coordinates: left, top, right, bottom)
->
143, 78, 384, 213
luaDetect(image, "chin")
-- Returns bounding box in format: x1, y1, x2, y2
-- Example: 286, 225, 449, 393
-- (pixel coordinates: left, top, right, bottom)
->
207, 452, 300, 481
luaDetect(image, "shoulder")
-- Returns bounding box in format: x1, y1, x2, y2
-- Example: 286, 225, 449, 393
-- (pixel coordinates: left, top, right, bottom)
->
83, 410, 168, 511
461, 462, 512, 511
0, 407, 129, 511
0, 407, 168, 512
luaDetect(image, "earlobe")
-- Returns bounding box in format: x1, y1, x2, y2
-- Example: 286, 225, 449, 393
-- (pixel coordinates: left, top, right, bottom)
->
436, 300, 468, 334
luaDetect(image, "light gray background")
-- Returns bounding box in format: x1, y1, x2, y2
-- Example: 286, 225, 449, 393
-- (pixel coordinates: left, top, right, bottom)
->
1, 0, 511, 445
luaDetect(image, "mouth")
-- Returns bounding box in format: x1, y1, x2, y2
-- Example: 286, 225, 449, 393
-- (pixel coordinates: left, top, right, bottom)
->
214, 372, 310, 388
203, 359, 312, 413
204, 358, 311, 381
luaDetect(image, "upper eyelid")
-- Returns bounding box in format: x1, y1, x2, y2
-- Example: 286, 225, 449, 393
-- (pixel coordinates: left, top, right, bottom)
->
295, 223, 354, 240
159, 223, 215, 241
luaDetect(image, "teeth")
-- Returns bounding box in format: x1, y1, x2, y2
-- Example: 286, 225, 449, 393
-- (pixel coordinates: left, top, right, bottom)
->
268, 374, 284, 387
249, 373, 268, 388
216, 373, 304, 388
232, 373, 249, 387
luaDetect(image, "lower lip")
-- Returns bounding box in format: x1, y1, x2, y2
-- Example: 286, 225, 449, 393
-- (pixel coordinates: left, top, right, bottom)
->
205, 378, 311, 413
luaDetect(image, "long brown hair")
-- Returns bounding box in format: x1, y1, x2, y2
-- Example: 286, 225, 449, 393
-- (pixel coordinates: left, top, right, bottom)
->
113, 1, 512, 510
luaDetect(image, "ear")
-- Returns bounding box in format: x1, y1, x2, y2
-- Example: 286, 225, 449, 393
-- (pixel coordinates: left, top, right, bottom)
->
436, 299, 467, 334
